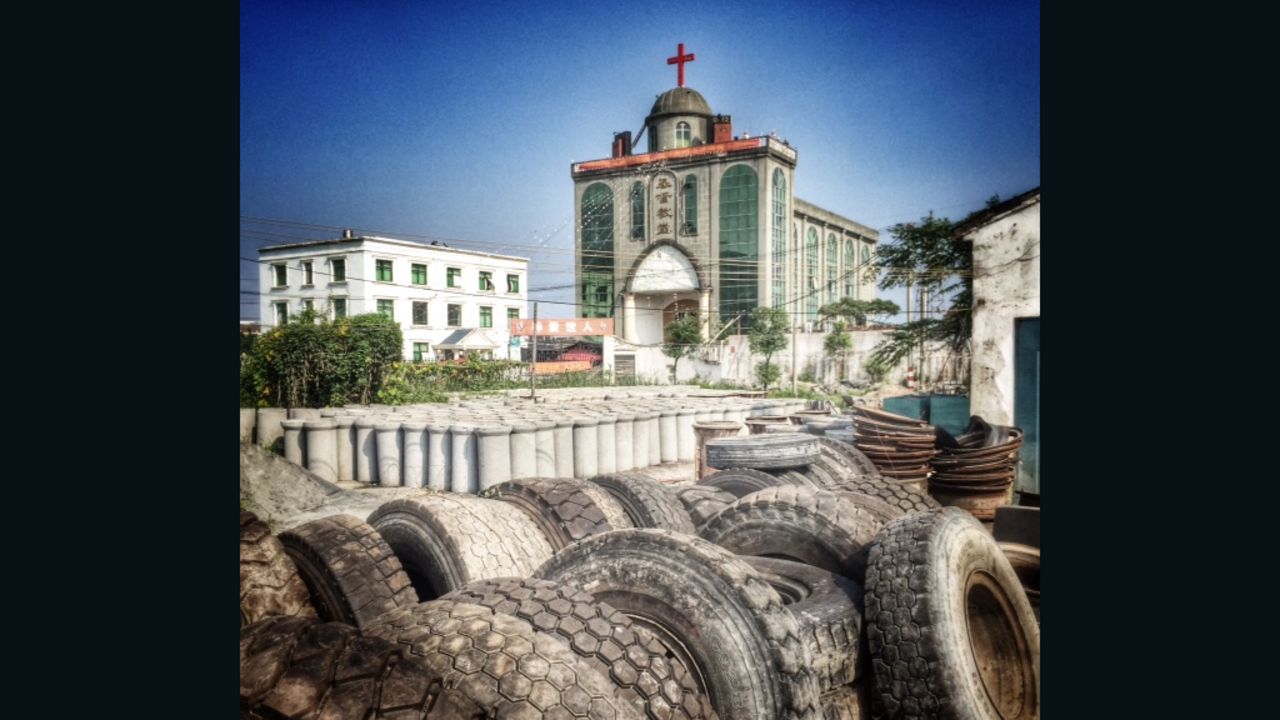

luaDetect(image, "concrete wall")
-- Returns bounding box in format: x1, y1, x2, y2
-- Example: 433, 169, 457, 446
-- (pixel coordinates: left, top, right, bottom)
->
968, 196, 1041, 425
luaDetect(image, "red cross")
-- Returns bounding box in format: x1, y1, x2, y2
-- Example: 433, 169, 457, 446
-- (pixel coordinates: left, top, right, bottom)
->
666, 43, 695, 88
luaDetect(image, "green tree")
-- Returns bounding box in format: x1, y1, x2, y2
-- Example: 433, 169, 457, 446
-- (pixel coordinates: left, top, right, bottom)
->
869, 211, 972, 369
662, 314, 703, 382
748, 306, 789, 391
818, 297, 901, 327
823, 320, 852, 380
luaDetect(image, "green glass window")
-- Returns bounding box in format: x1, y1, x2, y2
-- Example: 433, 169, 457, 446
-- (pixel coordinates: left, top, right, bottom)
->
507, 308, 519, 321
682, 175, 697, 234
507, 274, 519, 293
331, 258, 345, 282
447, 267, 461, 287
844, 239, 857, 298
630, 181, 645, 240
719, 164, 758, 328
480, 306, 493, 328
862, 245, 871, 264
274, 302, 288, 326
412, 263, 426, 285
479, 271, 493, 291
412, 301, 428, 325
827, 234, 839, 304
377, 299, 394, 318
376, 260, 393, 282
676, 121, 691, 148
412, 343, 429, 363
771, 169, 786, 309
302, 261, 313, 286
273, 265, 287, 287
447, 304, 461, 327
806, 228, 819, 323
332, 298, 346, 319
581, 183, 614, 318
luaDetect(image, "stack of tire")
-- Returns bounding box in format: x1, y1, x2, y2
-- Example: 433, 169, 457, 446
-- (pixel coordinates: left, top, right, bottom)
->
241, 464, 1040, 719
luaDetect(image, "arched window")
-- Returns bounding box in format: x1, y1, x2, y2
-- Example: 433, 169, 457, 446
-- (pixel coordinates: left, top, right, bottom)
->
862, 245, 871, 264
676, 121, 691, 148
719, 165, 758, 328
630, 181, 645, 240
682, 175, 698, 234
771, 169, 787, 309
827, 233, 838, 304
844, 238, 856, 299
581, 183, 614, 318
806, 228, 819, 323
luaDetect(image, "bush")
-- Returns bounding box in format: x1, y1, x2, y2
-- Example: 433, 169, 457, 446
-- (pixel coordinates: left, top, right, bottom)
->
755, 361, 781, 390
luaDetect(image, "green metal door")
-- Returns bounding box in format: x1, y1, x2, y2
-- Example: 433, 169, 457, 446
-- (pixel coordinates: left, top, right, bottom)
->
1014, 317, 1040, 495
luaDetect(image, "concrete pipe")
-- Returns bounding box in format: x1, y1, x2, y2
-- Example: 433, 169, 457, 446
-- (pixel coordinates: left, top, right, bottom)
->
239, 409, 256, 443
289, 408, 322, 420
374, 422, 403, 487
658, 410, 679, 464
647, 411, 662, 466
255, 408, 287, 449
572, 417, 599, 479
693, 421, 745, 479
532, 419, 557, 477
354, 418, 378, 484
596, 415, 618, 475
450, 425, 479, 494
632, 411, 652, 470
509, 422, 538, 480
401, 421, 428, 489
676, 408, 697, 463
614, 413, 636, 472
303, 419, 338, 482
476, 425, 513, 491
553, 418, 575, 478
332, 416, 356, 483
425, 423, 451, 492
281, 419, 306, 466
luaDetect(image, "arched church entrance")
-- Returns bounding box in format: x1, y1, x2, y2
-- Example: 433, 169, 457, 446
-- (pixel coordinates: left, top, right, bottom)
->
621, 244, 711, 345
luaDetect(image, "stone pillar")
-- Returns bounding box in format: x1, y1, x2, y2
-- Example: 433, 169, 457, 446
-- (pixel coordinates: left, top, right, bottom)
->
614, 413, 635, 472
624, 293, 638, 343
375, 422, 402, 487
304, 419, 338, 482
240, 409, 256, 443
401, 421, 428, 488
332, 417, 356, 482
256, 408, 287, 449
676, 408, 697, 462
632, 411, 652, 470
476, 425, 513, 490
698, 289, 711, 340
354, 418, 377, 484
554, 419, 575, 477
596, 415, 618, 475
647, 411, 662, 466
450, 425, 479, 494
658, 410, 678, 464
281, 419, 306, 466
533, 420, 557, 477
425, 423, 451, 491
572, 417, 599, 479
693, 421, 745, 479
509, 422, 537, 480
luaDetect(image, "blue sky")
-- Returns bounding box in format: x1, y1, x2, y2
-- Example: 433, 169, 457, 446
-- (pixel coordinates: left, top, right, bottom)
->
240, 0, 1040, 320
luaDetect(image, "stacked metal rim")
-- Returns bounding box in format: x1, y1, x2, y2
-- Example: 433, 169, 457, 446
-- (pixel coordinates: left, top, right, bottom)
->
929, 417, 1023, 520
849, 405, 936, 492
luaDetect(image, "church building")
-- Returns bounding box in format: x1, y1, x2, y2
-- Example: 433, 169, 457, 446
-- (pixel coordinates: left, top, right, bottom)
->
572, 44, 879, 346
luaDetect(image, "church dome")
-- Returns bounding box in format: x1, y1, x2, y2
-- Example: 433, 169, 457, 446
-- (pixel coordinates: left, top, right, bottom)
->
648, 87, 712, 119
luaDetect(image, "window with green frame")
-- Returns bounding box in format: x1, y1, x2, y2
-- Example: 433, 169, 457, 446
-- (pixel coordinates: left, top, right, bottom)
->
447, 304, 461, 327
507, 308, 519, 321
507, 274, 519, 293
719, 165, 758, 328
682, 175, 697, 234
377, 299, 393, 318
412, 343, 430, 363
771, 169, 787, 308
447, 267, 461, 287
274, 302, 288, 326
332, 298, 346, 319
806, 228, 819, 323
302, 261, 313, 286
412, 301, 428, 326
411, 263, 426, 285
479, 306, 493, 328
844, 239, 856, 298
331, 258, 346, 282
273, 264, 287, 287
827, 233, 839, 304
581, 183, 614, 318
376, 259, 393, 282
479, 271, 494, 292
630, 181, 645, 239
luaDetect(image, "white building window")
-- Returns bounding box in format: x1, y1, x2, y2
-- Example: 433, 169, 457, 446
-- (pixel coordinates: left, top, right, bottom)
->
274, 301, 288, 326
272, 264, 287, 287
676, 121, 691, 148
302, 261, 313, 286
330, 258, 346, 283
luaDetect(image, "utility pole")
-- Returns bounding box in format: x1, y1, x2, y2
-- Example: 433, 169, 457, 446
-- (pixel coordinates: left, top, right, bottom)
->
530, 302, 538, 400
791, 317, 798, 396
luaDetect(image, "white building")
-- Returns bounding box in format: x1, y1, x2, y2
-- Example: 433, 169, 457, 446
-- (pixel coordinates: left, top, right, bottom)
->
258, 231, 529, 362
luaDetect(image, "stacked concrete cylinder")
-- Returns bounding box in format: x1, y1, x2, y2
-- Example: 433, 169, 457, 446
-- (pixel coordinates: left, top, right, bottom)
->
476, 425, 513, 490
354, 418, 377, 484
281, 419, 306, 466
614, 413, 636, 472
676, 409, 697, 462
658, 410, 678, 464
509, 422, 537, 480
450, 425, 478, 494
256, 408, 287, 449
375, 422, 402, 487
631, 411, 652, 470
240, 409, 256, 443
304, 419, 338, 482
595, 415, 617, 475
573, 417, 599, 478
554, 419, 576, 477
401, 421, 428, 488
425, 423, 451, 491
533, 420, 556, 476
332, 417, 356, 482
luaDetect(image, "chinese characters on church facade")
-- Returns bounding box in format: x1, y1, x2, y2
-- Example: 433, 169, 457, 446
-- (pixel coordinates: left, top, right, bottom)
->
652, 172, 676, 242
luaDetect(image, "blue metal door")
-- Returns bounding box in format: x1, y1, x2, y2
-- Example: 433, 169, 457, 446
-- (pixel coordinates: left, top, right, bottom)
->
1014, 318, 1040, 495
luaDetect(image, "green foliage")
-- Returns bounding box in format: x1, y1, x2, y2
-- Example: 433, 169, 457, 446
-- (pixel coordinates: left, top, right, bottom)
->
754, 361, 782, 391
662, 314, 703, 381
747, 306, 789, 359
240, 310, 403, 408
865, 356, 890, 383
377, 359, 656, 402
818, 298, 901, 327
798, 363, 817, 383
823, 321, 852, 356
